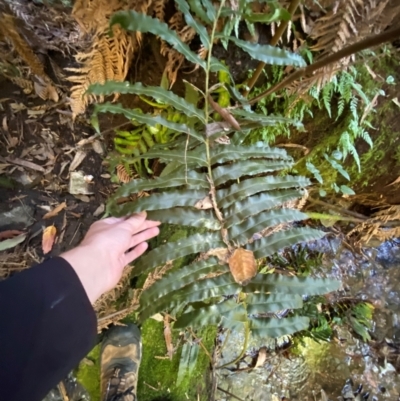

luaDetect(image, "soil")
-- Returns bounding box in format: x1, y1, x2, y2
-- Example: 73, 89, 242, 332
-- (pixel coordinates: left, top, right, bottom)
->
0, 78, 115, 277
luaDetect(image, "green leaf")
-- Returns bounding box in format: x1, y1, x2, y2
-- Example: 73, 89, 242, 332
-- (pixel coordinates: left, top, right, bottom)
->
184, 82, 200, 106
122, 147, 207, 167
224, 189, 305, 227
245, 274, 341, 296
324, 154, 350, 181
89, 81, 205, 122
246, 294, 303, 315
231, 109, 303, 129
175, 0, 210, 48
187, 0, 211, 23
247, 227, 325, 259
141, 274, 241, 322
245, 6, 291, 23
212, 159, 294, 186
210, 144, 291, 165
217, 176, 311, 208
340, 185, 355, 195
229, 209, 308, 245
229, 37, 306, 67
140, 258, 224, 306
147, 208, 221, 230
177, 342, 200, 385
250, 316, 310, 338
110, 11, 205, 69
110, 190, 209, 217
306, 161, 323, 184
175, 300, 246, 328
201, 0, 216, 22
134, 232, 224, 277
111, 171, 208, 199
0, 233, 27, 251
94, 103, 204, 142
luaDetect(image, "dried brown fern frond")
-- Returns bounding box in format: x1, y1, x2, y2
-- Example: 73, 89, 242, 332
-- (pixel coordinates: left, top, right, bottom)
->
68, 23, 135, 117
69, 0, 152, 117
0, 12, 59, 101
116, 164, 132, 183
151, 0, 168, 22
348, 205, 400, 245
162, 13, 196, 87
310, 0, 393, 56
289, 0, 398, 96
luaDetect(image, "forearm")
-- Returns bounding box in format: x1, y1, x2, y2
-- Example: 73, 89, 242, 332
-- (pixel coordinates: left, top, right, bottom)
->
0, 257, 97, 401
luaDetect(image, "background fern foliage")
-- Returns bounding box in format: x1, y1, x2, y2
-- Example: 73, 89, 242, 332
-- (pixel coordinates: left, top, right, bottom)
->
90, 1, 341, 339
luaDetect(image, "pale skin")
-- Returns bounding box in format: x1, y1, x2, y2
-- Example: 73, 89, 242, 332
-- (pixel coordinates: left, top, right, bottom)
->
61, 212, 161, 303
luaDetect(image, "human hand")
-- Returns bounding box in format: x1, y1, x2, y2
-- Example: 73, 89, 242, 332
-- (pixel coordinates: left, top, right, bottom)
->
61, 212, 160, 303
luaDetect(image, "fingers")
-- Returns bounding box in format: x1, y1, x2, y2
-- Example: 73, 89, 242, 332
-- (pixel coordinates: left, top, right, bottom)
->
128, 226, 160, 250
123, 242, 148, 265
121, 213, 161, 234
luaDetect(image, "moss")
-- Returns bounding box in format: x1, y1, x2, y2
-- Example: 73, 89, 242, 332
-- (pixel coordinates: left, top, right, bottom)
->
75, 344, 101, 401
137, 320, 216, 401
75, 323, 216, 401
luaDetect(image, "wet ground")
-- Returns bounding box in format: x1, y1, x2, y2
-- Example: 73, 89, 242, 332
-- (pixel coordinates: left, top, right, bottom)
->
215, 238, 400, 401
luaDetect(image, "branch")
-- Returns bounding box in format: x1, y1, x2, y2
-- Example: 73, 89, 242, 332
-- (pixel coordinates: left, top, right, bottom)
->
243, 0, 302, 96
249, 24, 400, 105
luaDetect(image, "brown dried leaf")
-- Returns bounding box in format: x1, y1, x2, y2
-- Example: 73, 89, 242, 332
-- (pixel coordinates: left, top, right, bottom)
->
0, 230, 24, 241
194, 195, 213, 210
386, 176, 400, 187
116, 164, 132, 183
206, 247, 230, 263
255, 347, 267, 368
69, 150, 87, 172
164, 314, 174, 360
228, 248, 257, 285
208, 95, 240, 131
42, 225, 57, 254
43, 202, 67, 219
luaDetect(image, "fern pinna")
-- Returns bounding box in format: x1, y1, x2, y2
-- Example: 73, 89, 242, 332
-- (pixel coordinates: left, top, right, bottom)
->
89, 2, 340, 340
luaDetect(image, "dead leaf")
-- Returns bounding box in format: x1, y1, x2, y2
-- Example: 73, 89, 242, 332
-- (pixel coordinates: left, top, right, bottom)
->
206, 247, 230, 263
42, 225, 57, 254
69, 150, 87, 172
0, 230, 24, 240
0, 233, 27, 251
164, 314, 174, 360
93, 204, 105, 217
386, 176, 400, 187
194, 195, 213, 210
208, 94, 241, 131
43, 202, 67, 219
5, 156, 45, 172
255, 347, 267, 368
228, 248, 257, 285
92, 140, 104, 155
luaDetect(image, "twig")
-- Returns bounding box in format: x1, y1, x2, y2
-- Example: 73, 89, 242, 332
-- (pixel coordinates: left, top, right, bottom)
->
189, 328, 213, 363
308, 198, 368, 220
243, 0, 302, 96
217, 387, 245, 401
249, 24, 400, 105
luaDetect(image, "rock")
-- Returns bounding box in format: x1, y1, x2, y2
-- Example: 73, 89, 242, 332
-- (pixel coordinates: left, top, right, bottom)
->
69, 171, 94, 195
0, 205, 34, 230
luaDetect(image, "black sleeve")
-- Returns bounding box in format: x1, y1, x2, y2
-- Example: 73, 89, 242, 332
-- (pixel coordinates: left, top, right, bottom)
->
0, 257, 97, 401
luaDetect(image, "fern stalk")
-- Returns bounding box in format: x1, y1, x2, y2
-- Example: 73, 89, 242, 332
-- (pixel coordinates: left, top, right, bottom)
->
243, 0, 301, 96
249, 24, 400, 105
204, 0, 228, 232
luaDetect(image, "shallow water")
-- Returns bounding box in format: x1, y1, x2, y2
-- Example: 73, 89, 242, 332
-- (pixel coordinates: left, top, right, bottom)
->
216, 238, 400, 401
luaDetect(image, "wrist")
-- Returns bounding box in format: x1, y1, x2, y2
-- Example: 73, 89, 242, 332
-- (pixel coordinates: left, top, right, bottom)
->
60, 245, 107, 304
